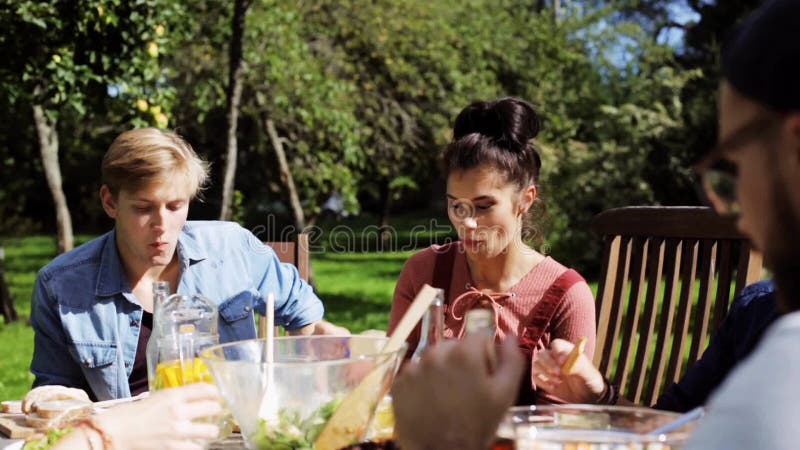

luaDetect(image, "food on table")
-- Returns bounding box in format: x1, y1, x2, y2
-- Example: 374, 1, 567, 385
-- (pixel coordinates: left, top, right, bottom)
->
18, 385, 93, 433
153, 357, 212, 389
21, 427, 73, 450
252, 397, 343, 450
22, 386, 90, 415
366, 396, 394, 440
1, 400, 22, 414
499, 405, 692, 450
201, 336, 406, 450
35, 400, 92, 420
560, 337, 587, 376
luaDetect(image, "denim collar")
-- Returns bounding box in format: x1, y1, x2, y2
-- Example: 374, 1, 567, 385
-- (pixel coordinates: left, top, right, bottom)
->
94, 227, 208, 298
177, 225, 208, 267
95, 229, 128, 298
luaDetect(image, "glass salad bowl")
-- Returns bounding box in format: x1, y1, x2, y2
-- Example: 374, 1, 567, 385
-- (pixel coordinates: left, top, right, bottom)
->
200, 336, 405, 450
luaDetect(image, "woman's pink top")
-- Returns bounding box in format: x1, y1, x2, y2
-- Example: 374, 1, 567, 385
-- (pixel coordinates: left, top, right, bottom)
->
388, 243, 596, 403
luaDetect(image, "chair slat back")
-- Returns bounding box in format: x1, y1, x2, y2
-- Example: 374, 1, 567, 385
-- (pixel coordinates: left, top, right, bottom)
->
259, 233, 311, 337
592, 206, 762, 405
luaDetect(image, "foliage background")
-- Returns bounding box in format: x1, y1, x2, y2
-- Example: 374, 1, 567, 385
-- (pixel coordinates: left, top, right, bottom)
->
0, 0, 765, 401
1, 0, 760, 276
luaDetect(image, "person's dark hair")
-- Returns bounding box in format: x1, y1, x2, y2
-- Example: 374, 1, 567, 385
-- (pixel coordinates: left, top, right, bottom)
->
443, 97, 546, 244
721, 0, 800, 113
443, 97, 542, 188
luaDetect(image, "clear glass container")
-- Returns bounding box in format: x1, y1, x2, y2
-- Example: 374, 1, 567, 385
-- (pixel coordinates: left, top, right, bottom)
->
147, 293, 218, 390
200, 335, 407, 450
145, 281, 171, 391
411, 288, 444, 360
495, 405, 696, 450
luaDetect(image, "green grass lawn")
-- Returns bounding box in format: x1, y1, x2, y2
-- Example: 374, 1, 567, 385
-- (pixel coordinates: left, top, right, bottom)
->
1, 228, 733, 405
0, 234, 414, 400
0, 321, 35, 399
313, 250, 413, 332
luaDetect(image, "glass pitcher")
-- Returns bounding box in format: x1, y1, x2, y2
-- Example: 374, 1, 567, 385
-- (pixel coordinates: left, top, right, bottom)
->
147, 293, 219, 390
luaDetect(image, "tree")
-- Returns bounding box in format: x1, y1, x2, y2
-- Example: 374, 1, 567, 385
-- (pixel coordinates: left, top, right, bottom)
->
295, 0, 501, 228
0, 247, 17, 323
0, 1, 183, 252
241, 0, 364, 229
219, 0, 254, 221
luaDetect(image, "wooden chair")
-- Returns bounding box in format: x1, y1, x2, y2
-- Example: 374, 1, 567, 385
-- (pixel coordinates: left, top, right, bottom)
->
259, 233, 311, 337
592, 206, 763, 405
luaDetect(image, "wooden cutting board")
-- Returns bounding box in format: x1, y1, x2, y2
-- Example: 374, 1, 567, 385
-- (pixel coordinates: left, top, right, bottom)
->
0, 413, 36, 439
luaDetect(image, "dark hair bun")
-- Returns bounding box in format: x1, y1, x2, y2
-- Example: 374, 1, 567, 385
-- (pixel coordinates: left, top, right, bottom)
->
452, 97, 541, 153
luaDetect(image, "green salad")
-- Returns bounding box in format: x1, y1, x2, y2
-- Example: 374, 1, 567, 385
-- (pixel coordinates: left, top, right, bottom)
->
252, 397, 342, 450
22, 427, 73, 450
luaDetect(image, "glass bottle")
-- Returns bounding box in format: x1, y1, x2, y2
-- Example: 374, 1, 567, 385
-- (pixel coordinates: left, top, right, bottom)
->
145, 281, 170, 391
411, 288, 445, 361
151, 293, 218, 390
465, 308, 497, 370
464, 308, 495, 337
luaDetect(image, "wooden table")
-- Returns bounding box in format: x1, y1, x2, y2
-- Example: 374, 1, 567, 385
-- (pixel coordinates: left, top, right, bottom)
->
208, 433, 247, 449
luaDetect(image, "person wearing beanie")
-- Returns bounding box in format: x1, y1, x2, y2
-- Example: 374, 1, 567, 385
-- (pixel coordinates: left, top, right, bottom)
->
390, 1, 800, 449
680, 0, 800, 447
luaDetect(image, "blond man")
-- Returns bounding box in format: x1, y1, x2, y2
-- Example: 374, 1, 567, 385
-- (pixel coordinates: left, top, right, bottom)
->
30, 128, 345, 401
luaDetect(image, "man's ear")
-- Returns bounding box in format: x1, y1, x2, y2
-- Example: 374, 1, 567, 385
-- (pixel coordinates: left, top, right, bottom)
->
100, 185, 118, 219
519, 185, 537, 215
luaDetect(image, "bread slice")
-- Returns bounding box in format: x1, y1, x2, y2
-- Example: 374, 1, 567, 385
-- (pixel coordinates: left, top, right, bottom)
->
22, 385, 91, 414
36, 399, 92, 419
1, 400, 22, 414
24, 404, 93, 431
24, 413, 53, 431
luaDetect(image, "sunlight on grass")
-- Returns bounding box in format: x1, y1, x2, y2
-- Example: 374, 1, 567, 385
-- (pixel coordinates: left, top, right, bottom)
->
0, 322, 35, 400
9, 232, 712, 405
313, 250, 413, 333
0, 235, 416, 397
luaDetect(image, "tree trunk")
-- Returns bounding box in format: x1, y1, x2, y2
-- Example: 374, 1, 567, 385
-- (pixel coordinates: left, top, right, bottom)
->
378, 181, 393, 249
219, 0, 253, 221
32, 101, 73, 253
0, 247, 18, 323
379, 182, 392, 230
266, 119, 306, 232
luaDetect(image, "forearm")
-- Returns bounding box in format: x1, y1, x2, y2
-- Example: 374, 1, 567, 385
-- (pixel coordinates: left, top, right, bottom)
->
286, 320, 349, 335
287, 322, 315, 335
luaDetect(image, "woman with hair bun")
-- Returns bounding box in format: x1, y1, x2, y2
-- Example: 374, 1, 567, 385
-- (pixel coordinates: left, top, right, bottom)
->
388, 97, 596, 405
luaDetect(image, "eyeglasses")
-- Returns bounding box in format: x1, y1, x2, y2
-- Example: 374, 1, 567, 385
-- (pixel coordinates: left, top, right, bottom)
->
694, 115, 784, 217
695, 158, 740, 217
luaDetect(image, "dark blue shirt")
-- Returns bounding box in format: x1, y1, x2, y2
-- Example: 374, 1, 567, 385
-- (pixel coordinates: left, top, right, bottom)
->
653, 280, 779, 412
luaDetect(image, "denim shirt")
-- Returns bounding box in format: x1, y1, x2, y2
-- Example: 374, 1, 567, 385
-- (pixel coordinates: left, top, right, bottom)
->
29, 221, 324, 400
653, 279, 779, 412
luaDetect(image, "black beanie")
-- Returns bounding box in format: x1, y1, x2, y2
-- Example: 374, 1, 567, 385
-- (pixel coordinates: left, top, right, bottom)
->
721, 0, 800, 112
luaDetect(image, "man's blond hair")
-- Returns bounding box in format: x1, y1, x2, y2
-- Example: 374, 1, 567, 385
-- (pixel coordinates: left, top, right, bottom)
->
102, 128, 209, 197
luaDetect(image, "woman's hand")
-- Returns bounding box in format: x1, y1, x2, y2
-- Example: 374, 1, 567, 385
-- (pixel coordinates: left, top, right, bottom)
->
90, 383, 222, 450
391, 334, 524, 450
533, 338, 606, 404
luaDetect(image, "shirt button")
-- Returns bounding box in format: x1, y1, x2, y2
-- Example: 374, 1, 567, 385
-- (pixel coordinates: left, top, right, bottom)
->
84, 357, 93, 366
130, 319, 139, 327
244, 306, 251, 312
